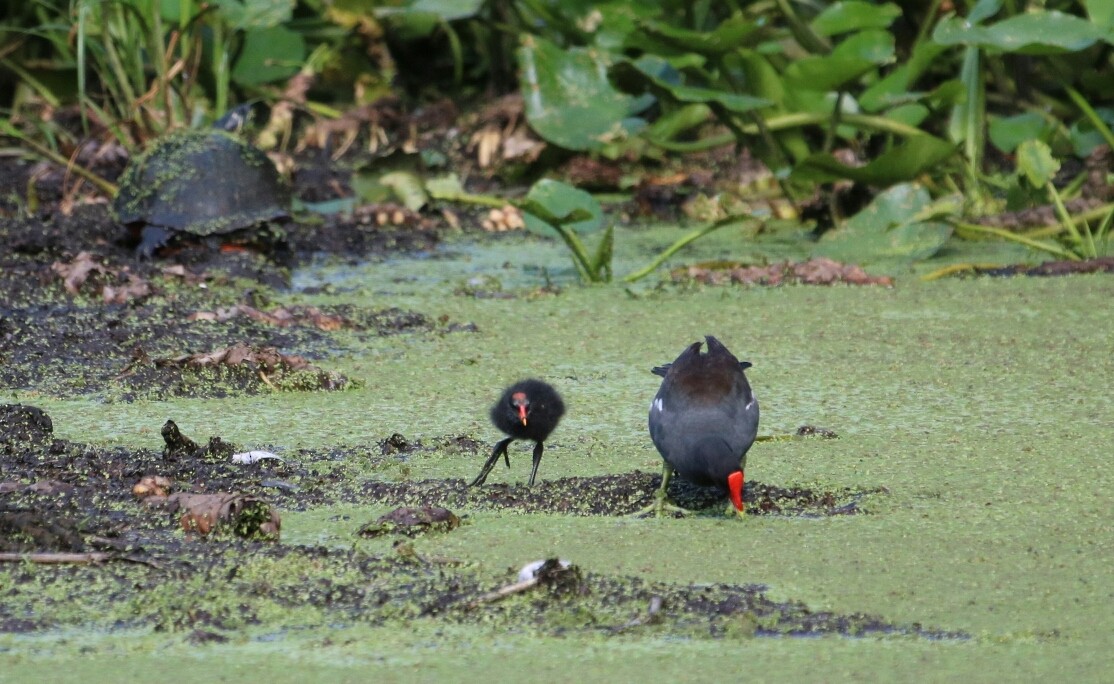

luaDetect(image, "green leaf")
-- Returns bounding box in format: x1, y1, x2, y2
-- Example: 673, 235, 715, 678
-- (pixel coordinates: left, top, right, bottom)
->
783, 31, 894, 91
376, 0, 484, 39
934, 11, 1106, 54
392, 0, 483, 21
425, 174, 466, 199
519, 179, 603, 238
811, 2, 902, 36
609, 56, 770, 112
814, 183, 953, 264
1015, 139, 1060, 187
1086, 0, 1114, 26
783, 56, 877, 92
885, 103, 930, 128
211, 0, 294, 30
519, 36, 652, 151
589, 3, 661, 50
830, 29, 896, 65
988, 112, 1058, 153
350, 173, 394, 205
661, 84, 771, 112
379, 171, 430, 211
792, 135, 957, 184
231, 25, 305, 86
633, 14, 761, 57
969, 0, 1004, 24
859, 41, 948, 111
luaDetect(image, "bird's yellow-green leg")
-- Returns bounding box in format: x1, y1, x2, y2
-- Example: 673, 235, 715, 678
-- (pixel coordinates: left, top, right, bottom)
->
724, 501, 747, 518
627, 464, 691, 517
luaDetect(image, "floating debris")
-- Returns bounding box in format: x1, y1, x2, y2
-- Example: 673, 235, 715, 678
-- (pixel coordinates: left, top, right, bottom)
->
142, 491, 281, 540
358, 506, 461, 538
674, 257, 894, 286
231, 450, 283, 465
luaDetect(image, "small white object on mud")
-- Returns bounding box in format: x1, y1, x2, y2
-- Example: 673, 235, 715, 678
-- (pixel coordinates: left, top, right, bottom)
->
231, 450, 283, 465
517, 558, 572, 582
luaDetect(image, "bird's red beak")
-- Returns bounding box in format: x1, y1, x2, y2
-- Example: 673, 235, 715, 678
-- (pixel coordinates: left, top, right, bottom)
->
511, 392, 529, 425
727, 471, 745, 513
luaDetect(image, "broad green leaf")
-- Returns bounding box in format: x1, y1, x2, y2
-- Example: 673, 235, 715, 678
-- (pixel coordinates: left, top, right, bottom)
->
350, 173, 394, 204
425, 174, 466, 199
394, 0, 483, 21
969, 0, 1003, 24
988, 112, 1058, 153
520, 179, 603, 238
519, 36, 652, 151
811, 2, 902, 36
564, 3, 676, 51
1070, 107, 1114, 156
785, 30, 895, 92
830, 29, 895, 63
885, 103, 930, 128
784, 56, 878, 92
860, 41, 948, 111
634, 14, 761, 57
643, 103, 713, 145
609, 56, 770, 112
736, 49, 786, 103
231, 26, 305, 86
814, 183, 953, 263
380, 171, 429, 211
663, 84, 770, 112
1086, 0, 1114, 26
792, 135, 957, 185
211, 0, 294, 29
376, 0, 484, 38
1016, 139, 1060, 187
934, 11, 1106, 54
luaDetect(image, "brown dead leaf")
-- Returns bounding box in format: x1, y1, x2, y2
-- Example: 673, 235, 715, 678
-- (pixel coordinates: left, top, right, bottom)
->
132, 475, 172, 498
145, 492, 280, 540
26, 480, 75, 495
153, 344, 350, 391
471, 126, 502, 169
50, 251, 153, 303
50, 251, 107, 295
674, 258, 894, 287
188, 304, 356, 331
156, 343, 308, 372
561, 156, 623, 190
500, 127, 545, 164
102, 276, 151, 304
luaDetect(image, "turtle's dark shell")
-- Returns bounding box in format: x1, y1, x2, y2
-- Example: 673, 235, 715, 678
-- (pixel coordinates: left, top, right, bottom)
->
113, 129, 290, 256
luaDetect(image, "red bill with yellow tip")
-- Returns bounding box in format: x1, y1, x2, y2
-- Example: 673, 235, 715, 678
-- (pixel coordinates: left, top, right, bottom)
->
727, 471, 745, 512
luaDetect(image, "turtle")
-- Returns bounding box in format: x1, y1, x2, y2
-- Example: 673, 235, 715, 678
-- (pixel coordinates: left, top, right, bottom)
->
113, 125, 290, 258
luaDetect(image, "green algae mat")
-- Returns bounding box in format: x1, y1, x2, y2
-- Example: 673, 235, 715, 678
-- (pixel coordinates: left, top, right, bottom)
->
2, 229, 1112, 682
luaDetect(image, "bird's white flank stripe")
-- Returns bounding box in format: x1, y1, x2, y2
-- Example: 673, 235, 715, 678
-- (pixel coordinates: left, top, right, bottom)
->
651, 397, 664, 414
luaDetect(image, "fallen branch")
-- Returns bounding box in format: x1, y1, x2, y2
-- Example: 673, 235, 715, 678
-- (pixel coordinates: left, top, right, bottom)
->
465, 558, 580, 609
0, 552, 160, 568
466, 576, 540, 609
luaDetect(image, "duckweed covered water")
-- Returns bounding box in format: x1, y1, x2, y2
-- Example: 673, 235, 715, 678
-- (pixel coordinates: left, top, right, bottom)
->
5, 227, 1113, 681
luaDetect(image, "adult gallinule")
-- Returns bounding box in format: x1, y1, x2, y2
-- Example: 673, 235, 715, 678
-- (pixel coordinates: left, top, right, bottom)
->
469, 379, 565, 487
643, 336, 758, 517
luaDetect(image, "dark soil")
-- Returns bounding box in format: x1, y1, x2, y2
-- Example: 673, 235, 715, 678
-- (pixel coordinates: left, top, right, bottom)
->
0, 187, 467, 401
0, 404, 959, 642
